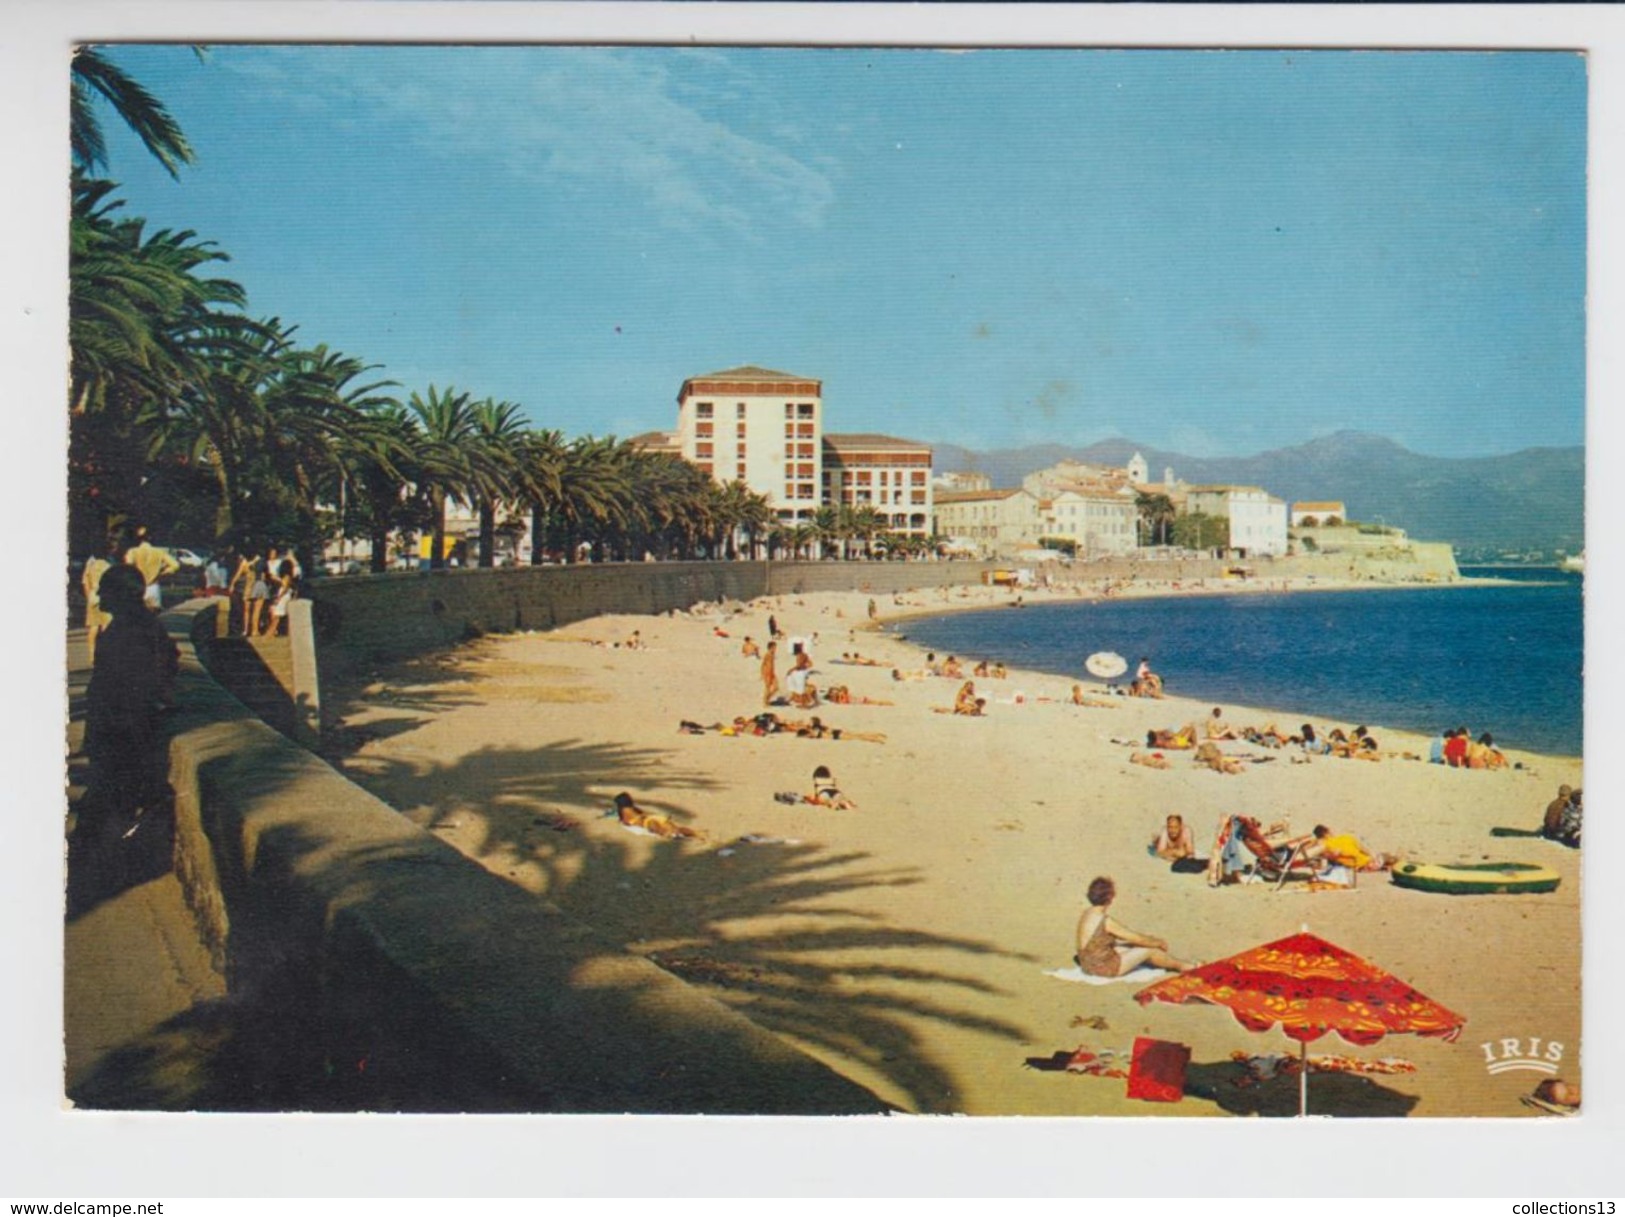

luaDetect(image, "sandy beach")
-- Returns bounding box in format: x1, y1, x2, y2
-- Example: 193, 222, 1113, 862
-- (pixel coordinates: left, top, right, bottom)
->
324, 577, 1582, 1117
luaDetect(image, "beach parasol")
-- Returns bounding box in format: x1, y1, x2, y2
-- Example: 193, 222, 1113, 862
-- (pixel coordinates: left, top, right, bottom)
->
1134, 931, 1465, 1116
1085, 651, 1127, 679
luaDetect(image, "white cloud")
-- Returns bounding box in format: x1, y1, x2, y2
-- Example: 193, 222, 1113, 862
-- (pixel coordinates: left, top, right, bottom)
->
264, 46, 836, 238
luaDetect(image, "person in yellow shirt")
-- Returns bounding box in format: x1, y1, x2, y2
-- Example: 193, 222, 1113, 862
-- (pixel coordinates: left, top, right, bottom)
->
123, 526, 180, 609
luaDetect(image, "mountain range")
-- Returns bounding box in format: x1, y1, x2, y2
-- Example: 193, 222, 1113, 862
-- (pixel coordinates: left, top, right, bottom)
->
929, 431, 1584, 553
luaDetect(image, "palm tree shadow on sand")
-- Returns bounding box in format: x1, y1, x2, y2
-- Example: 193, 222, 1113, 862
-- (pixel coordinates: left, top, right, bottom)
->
337, 737, 1037, 1113
72, 732, 1035, 1113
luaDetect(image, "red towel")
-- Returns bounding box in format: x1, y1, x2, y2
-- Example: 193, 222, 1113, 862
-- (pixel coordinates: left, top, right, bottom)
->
1127, 1036, 1190, 1102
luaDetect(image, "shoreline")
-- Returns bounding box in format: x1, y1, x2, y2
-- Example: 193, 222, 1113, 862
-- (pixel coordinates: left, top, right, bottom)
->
850, 575, 1581, 764
326, 582, 1583, 1117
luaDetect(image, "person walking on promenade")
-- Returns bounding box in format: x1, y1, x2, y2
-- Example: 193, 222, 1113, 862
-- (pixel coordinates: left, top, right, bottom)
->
229, 548, 260, 636
80, 536, 124, 665
80, 564, 179, 846
761, 639, 780, 706
124, 525, 179, 610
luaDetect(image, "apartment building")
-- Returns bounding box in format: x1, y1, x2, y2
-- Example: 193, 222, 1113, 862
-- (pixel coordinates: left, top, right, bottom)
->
822, 433, 933, 538
676, 365, 824, 523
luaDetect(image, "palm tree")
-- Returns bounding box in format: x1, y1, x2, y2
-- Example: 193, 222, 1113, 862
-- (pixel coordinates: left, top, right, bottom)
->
734, 485, 775, 560
72, 46, 201, 179
554, 436, 631, 562
406, 385, 476, 569
847, 504, 887, 559
338, 402, 421, 573
467, 398, 527, 567
1135, 491, 1176, 548
515, 428, 566, 565
70, 174, 243, 416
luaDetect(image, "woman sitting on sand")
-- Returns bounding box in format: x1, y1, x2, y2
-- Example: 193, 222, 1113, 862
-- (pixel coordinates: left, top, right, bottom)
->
740, 636, 761, 658
941, 655, 965, 679
612, 792, 703, 841
1467, 732, 1507, 770
804, 765, 856, 810
1075, 877, 1195, 977
951, 681, 985, 716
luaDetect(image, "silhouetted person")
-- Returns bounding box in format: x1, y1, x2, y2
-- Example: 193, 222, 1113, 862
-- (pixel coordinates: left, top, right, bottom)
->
81, 564, 178, 846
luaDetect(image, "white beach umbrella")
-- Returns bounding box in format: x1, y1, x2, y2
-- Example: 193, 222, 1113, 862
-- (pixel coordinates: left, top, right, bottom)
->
1085, 651, 1128, 680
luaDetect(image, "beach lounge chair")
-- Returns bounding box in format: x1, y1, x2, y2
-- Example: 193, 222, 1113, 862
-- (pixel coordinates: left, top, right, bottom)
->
1207, 816, 1323, 887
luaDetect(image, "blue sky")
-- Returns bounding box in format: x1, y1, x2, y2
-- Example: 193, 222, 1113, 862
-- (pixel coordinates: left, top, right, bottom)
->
89, 45, 1586, 459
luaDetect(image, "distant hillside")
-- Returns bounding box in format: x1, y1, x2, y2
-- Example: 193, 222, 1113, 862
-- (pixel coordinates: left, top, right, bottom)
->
931, 431, 1583, 552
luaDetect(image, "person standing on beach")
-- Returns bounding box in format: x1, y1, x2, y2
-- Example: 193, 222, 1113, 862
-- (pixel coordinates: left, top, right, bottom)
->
761, 640, 780, 706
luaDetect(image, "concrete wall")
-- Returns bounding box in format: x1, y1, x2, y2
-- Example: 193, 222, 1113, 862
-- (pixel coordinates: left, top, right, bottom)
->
160, 599, 887, 1113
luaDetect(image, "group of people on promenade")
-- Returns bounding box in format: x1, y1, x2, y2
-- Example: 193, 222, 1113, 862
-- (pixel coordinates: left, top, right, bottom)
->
80, 528, 305, 658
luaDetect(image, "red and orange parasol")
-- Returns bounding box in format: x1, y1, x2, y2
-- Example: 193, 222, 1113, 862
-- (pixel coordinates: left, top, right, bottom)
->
1135, 931, 1466, 1115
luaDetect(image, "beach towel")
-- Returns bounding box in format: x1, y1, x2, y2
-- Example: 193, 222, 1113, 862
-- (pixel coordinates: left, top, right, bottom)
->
1045, 965, 1176, 985
1127, 1036, 1190, 1102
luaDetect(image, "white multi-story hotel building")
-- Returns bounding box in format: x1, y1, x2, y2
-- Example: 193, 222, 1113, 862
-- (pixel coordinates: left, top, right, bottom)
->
676, 365, 825, 524
1185, 485, 1289, 557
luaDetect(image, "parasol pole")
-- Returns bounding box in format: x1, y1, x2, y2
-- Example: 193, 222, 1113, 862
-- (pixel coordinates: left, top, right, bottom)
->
1298, 925, 1309, 1117
1299, 1039, 1308, 1116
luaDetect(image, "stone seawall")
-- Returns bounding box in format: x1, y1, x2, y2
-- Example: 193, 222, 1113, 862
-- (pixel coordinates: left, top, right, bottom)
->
309, 550, 1457, 669
159, 598, 888, 1113
310, 560, 1006, 665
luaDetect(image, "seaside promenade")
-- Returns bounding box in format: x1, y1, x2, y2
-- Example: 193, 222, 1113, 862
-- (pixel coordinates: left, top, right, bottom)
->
64, 629, 227, 1108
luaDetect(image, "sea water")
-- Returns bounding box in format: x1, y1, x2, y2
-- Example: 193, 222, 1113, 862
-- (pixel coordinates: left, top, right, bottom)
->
891, 570, 1583, 757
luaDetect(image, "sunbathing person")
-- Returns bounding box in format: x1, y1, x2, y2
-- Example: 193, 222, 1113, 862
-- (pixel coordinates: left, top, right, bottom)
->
1205, 707, 1241, 741
612, 792, 703, 840
740, 636, 761, 658
974, 659, 991, 678
1145, 723, 1200, 750
824, 685, 893, 707
941, 655, 965, 679
1194, 741, 1245, 774
1150, 814, 1196, 861
1075, 876, 1195, 977
795, 716, 887, 744
1129, 750, 1172, 770
1290, 824, 1394, 883
804, 765, 856, 810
